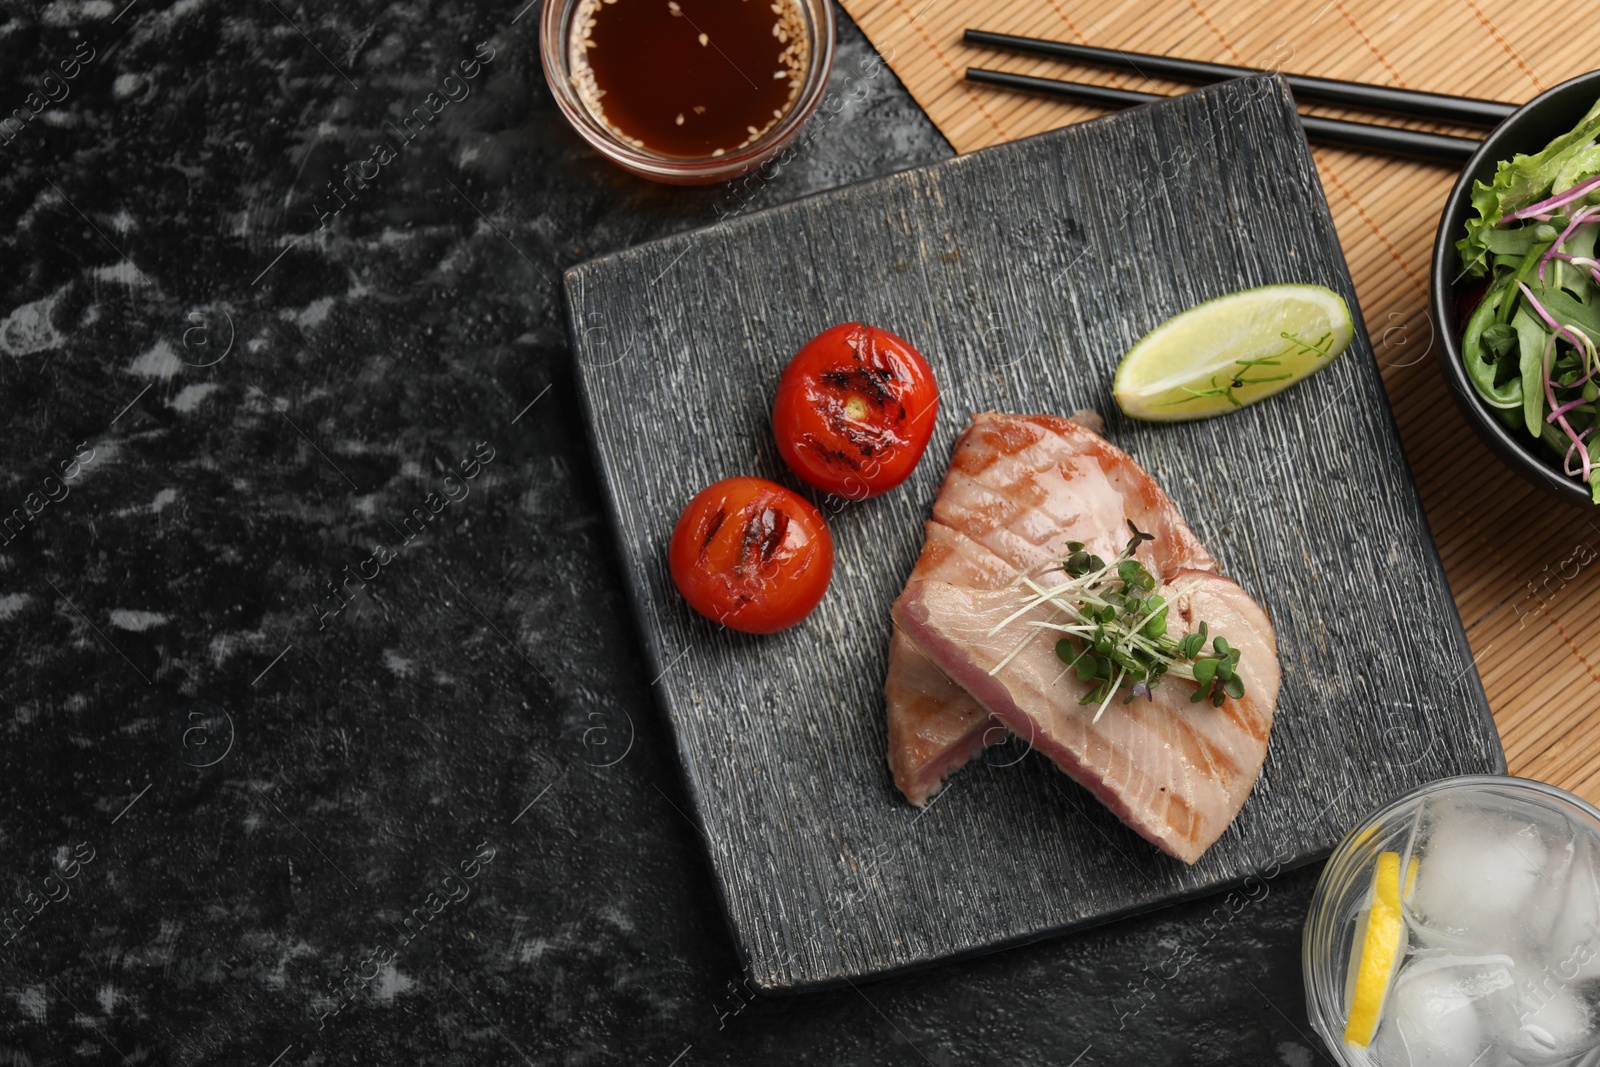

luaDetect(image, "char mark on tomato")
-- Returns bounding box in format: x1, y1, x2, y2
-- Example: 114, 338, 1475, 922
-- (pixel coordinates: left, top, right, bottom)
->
698, 505, 727, 556
819, 367, 898, 407
736, 504, 789, 576
799, 432, 885, 474
831, 412, 901, 457
818, 371, 908, 459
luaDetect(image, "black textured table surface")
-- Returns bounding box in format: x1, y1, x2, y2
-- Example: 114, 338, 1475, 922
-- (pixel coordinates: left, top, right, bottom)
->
0, 3, 1332, 1063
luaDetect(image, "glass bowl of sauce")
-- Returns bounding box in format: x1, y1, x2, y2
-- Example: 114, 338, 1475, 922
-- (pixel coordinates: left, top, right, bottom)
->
540, 0, 836, 184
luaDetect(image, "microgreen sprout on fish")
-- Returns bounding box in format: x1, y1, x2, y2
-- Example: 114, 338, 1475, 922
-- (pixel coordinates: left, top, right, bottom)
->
986, 521, 1246, 722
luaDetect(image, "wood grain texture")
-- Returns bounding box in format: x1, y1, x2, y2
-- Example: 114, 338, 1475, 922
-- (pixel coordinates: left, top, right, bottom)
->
563, 78, 1501, 991
841, 0, 1600, 808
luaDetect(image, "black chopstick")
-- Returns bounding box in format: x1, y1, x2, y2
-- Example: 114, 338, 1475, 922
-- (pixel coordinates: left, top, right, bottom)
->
965, 67, 1481, 166
965, 28, 1516, 129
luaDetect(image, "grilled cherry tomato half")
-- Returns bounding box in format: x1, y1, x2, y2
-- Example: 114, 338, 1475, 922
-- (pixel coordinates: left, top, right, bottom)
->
772, 322, 938, 498
668, 477, 834, 634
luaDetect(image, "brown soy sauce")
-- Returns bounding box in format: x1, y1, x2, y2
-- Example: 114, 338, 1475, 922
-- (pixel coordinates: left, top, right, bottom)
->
571, 0, 808, 159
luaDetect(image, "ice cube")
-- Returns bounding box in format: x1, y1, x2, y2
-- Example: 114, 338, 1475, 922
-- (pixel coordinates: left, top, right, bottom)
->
1501, 986, 1597, 1066
1410, 801, 1549, 952
1517, 812, 1581, 957
1538, 833, 1600, 987
1372, 955, 1517, 1067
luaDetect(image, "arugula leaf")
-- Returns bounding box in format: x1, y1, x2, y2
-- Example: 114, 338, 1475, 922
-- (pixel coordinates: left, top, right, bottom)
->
1483, 226, 1548, 257
1533, 282, 1600, 339
1480, 322, 1518, 363
1515, 305, 1547, 437
1457, 97, 1600, 278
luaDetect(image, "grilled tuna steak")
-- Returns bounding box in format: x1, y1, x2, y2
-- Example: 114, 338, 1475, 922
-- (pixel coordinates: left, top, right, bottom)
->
893, 568, 1279, 864
883, 411, 1218, 805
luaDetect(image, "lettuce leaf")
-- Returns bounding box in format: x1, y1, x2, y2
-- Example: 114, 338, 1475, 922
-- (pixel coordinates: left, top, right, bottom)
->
1555, 144, 1600, 195
1457, 97, 1600, 278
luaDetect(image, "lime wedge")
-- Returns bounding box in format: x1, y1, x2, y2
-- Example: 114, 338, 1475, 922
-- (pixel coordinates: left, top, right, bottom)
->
1113, 284, 1354, 421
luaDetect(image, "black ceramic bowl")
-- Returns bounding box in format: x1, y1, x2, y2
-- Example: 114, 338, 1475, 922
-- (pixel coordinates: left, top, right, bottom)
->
1432, 69, 1600, 507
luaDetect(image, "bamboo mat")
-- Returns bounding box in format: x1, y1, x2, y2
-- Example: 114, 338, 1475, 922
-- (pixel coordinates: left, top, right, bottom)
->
838, 0, 1600, 802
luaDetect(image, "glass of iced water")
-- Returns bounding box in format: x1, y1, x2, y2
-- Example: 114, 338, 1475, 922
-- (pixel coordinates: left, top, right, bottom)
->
1304, 775, 1600, 1067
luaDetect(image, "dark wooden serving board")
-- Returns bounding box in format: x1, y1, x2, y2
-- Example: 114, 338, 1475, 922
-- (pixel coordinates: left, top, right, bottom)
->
561, 76, 1503, 991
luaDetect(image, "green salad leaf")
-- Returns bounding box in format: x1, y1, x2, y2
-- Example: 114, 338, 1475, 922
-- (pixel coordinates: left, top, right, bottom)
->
1555, 145, 1600, 197
1515, 305, 1547, 436
1457, 97, 1600, 278
1480, 322, 1518, 363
